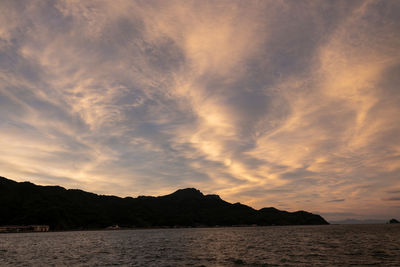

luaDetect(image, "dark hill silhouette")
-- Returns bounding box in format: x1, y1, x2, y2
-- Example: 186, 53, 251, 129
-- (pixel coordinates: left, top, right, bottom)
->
0, 176, 328, 230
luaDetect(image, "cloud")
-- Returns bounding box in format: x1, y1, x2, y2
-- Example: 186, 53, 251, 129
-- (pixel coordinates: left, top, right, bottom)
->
0, 0, 399, 219
383, 197, 400, 201
386, 190, 400, 194
326, 199, 345, 203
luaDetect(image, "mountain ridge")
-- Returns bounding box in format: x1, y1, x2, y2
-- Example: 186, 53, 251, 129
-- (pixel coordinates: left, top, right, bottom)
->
0, 176, 329, 230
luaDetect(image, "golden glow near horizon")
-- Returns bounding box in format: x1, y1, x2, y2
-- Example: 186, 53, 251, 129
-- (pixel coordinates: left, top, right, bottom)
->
1, 0, 400, 221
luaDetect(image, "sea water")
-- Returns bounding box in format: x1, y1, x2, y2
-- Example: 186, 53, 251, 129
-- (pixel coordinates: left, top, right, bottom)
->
1, 224, 399, 266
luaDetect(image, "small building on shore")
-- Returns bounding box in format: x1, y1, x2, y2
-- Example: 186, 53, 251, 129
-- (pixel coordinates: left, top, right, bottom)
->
31, 225, 50, 232
106, 225, 120, 230
0, 225, 50, 233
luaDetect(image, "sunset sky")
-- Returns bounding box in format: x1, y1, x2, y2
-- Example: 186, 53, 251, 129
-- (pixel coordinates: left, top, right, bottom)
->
1, 0, 399, 221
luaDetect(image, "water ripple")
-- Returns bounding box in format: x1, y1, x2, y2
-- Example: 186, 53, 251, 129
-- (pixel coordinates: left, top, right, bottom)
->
0, 225, 399, 266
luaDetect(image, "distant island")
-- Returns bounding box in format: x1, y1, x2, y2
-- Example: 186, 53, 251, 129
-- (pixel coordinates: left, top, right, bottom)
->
0, 176, 328, 231
330, 219, 387, 225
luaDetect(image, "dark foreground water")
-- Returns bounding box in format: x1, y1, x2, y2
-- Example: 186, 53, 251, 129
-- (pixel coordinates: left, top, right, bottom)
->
1, 224, 400, 266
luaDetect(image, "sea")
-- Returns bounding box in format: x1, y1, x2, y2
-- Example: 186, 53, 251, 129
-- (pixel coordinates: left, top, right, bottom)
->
1, 224, 399, 266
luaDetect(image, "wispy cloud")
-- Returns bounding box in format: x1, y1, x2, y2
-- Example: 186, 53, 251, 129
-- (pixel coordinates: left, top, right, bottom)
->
383, 197, 400, 201
326, 199, 345, 203
1, 0, 399, 220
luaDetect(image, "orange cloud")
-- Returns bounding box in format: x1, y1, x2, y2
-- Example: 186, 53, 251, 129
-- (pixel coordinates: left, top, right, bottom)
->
1, 0, 399, 221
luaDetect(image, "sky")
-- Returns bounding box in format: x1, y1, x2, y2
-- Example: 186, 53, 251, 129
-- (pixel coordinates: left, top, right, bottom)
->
1, 0, 400, 221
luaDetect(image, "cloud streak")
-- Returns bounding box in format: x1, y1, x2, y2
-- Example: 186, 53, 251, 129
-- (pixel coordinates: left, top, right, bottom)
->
1, 0, 400, 220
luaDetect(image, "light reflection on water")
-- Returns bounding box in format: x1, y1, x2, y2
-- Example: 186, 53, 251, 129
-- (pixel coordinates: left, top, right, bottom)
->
1, 224, 400, 266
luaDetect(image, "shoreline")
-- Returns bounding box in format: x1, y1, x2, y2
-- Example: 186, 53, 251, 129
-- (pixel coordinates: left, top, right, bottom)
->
6, 223, 399, 234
